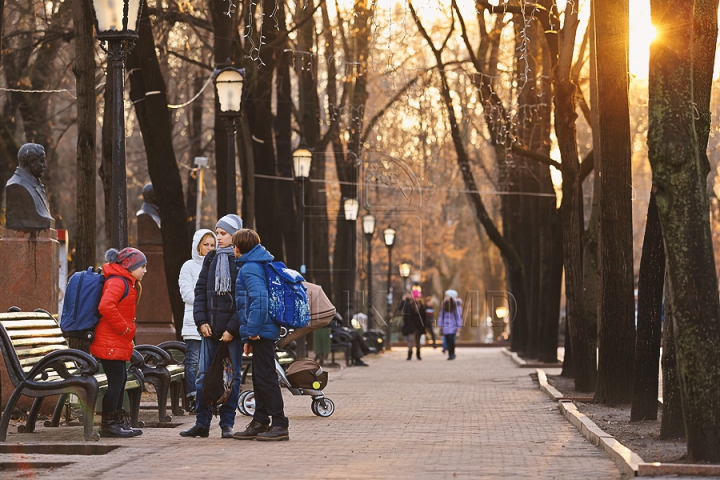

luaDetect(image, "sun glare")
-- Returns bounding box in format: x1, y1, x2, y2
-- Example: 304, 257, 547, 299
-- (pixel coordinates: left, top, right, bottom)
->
629, 1, 655, 78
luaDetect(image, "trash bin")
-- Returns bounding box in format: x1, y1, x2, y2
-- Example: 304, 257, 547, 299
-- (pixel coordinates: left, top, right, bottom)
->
313, 327, 331, 361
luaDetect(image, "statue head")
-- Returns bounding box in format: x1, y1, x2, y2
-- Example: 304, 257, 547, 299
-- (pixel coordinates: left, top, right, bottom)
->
141, 183, 157, 206
18, 143, 46, 180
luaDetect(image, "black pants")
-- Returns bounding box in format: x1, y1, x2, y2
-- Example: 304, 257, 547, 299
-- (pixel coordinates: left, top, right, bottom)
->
250, 338, 288, 428
350, 329, 370, 360
100, 359, 127, 413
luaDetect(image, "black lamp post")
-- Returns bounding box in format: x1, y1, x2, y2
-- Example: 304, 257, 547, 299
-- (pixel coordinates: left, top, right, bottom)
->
383, 227, 396, 351
362, 214, 376, 331
214, 65, 245, 216
293, 147, 313, 276
343, 198, 359, 327
90, 0, 144, 248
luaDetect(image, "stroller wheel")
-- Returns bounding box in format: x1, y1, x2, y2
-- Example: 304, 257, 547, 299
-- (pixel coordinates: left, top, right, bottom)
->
312, 398, 335, 417
240, 391, 255, 416
237, 390, 251, 416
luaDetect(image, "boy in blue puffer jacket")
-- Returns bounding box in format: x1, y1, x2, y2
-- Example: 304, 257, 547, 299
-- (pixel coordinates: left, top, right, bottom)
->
232, 228, 289, 441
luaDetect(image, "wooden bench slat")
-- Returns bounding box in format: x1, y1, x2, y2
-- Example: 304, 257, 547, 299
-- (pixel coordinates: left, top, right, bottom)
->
8, 328, 64, 338
0, 319, 59, 328
12, 337, 68, 347
12, 345, 67, 357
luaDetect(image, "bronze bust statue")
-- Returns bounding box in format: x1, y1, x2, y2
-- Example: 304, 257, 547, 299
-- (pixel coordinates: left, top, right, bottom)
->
136, 183, 161, 228
5, 143, 54, 230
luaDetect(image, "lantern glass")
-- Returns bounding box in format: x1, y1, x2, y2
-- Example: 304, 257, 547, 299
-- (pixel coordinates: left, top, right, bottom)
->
411, 272, 421, 284
215, 69, 244, 113
293, 148, 313, 179
383, 227, 396, 247
93, 0, 142, 33
362, 214, 376, 236
495, 305, 509, 319
344, 198, 359, 221
399, 263, 411, 278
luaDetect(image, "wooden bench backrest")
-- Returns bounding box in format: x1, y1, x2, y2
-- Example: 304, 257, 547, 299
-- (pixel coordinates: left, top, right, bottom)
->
0, 311, 70, 387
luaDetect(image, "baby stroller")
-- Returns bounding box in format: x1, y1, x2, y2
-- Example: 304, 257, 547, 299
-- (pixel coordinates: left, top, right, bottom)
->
238, 282, 336, 418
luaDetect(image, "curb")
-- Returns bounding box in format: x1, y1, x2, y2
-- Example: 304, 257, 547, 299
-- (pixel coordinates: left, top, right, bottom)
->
501, 347, 563, 368
535, 368, 720, 478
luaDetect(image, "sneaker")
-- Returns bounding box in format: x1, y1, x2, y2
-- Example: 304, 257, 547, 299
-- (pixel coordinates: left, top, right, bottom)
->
256, 425, 289, 442
233, 420, 269, 440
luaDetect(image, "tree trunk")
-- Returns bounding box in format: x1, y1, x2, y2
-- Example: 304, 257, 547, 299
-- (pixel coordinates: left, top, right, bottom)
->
186, 73, 205, 235
538, 207, 563, 363
593, 0, 635, 405
126, 7, 191, 339
660, 272, 684, 439
71, 0, 97, 270
630, 192, 664, 421
649, 0, 720, 460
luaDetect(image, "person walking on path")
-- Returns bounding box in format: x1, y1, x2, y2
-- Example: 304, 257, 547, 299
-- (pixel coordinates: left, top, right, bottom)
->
437, 294, 463, 360
178, 229, 216, 412
399, 289, 427, 360
91, 247, 147, 438
424, 296, 438, 348
180, 214, 244, 439
232, 229, 290, 441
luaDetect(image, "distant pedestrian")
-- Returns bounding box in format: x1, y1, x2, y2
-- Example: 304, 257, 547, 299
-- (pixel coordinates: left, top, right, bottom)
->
91, 247, 147, 438
437, 294, 463, 360
399, 289, 426, 360
178, 228, 216, 412
424, 296, 437, 348
232, 229, 290, 441
180, 214, 244, 439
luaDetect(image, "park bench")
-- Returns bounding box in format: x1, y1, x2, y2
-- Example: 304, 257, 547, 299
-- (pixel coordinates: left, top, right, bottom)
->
136, 341, 187, 419
0, 309, 147, 441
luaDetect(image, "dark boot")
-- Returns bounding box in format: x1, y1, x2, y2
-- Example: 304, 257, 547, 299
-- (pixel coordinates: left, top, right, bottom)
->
256, 425, 289, 442
407, 349, 412, 361
416, 349, 422, 360
179, 424, 210, 437
100, 411, 134, 438
233, 420, 270, 440
115, 409, 142, 436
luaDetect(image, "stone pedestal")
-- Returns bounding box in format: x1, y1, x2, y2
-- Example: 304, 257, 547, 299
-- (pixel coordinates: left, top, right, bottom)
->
0, 227, 59, 313
134, 215, 176, 345
0, 227, 59, 413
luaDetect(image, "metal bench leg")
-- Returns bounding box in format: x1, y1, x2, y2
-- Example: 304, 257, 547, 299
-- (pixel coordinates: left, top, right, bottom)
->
170, 379, 184, 416
21, 397, 44, 433
46, 393, 70, 428
145, 374, 171, 422
0, 389, 23, 442
78, 387, 99, 441
126, 389, 143, 428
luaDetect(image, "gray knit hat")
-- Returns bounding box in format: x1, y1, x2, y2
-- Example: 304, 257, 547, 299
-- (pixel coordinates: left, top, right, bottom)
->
215, 214, 243, 236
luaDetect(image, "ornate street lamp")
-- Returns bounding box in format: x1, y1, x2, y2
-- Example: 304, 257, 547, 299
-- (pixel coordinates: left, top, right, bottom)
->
343, 198, 359, 326
90, 0, 144, 248
383, 227, 396, 351
362, 214, 376, 331
214, 65, 245, 216
293, 147, 312, 274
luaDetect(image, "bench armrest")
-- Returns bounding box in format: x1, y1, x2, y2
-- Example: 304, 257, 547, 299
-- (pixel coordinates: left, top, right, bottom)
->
25, 349, 99, 381
156, 341, 187, 364
135, 344, 173, 367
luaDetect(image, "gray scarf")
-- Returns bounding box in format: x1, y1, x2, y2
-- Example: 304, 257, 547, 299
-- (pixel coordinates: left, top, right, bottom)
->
214, 247, 235, 295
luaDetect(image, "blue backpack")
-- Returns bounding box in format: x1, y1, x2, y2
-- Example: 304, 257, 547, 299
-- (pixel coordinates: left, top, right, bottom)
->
60, 267, 129, 341
261, 262, 311, 329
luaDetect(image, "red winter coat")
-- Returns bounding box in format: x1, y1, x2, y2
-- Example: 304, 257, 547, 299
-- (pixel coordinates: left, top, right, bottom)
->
90, 263, 138, 361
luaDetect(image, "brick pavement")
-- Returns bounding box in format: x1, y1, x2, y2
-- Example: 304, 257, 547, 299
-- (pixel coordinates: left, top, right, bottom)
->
0, 347, 623, 479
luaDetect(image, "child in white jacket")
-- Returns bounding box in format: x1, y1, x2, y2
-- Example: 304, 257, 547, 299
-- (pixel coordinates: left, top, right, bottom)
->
178, 228, 216, 411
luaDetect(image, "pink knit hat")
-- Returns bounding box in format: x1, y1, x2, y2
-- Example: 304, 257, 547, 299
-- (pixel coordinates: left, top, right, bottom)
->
106, 247, 147, 272
412, 289, 422, 299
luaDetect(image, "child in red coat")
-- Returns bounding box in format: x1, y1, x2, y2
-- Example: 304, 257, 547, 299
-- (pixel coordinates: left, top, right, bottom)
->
90, 247, 147, 438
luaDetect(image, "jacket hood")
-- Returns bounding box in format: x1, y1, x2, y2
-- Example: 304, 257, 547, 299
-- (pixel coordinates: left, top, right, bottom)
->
236, 244, 274, 265
192, 229, 217, 263
102, 262, 136, 284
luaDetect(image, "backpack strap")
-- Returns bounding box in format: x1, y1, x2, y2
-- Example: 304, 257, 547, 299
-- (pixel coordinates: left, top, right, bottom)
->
107, 275, 130, 301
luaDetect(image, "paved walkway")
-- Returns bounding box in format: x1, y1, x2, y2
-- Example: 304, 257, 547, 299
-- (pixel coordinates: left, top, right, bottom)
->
0, 347, 623, 479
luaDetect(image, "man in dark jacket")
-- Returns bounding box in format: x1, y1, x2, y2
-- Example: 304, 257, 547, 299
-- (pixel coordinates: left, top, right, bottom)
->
180, 214, 244, 439
232, 229, 290, 441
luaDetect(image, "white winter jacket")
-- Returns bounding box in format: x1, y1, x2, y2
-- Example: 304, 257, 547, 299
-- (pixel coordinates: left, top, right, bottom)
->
178, 229, 217, 340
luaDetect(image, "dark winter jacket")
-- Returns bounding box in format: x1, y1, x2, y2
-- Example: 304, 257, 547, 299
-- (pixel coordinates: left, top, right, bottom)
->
90, 263, 137, 361
399, 298, 426, 336
194, 249, 241, 339
235, 244, 281, 342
